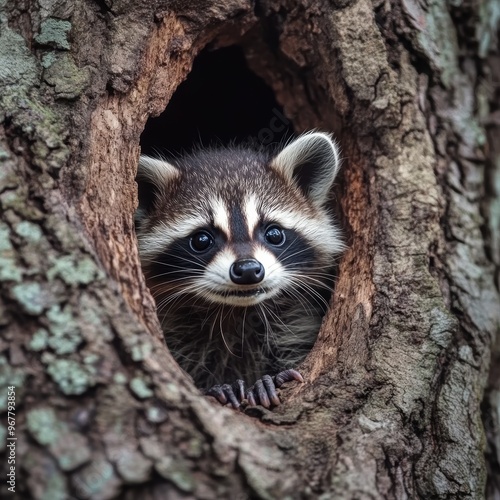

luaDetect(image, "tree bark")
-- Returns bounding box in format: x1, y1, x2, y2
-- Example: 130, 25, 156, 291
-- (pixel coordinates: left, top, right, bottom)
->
1, 0, 499, 498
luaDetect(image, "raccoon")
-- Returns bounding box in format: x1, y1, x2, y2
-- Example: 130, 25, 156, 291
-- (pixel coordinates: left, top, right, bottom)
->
135, 132, 344, 408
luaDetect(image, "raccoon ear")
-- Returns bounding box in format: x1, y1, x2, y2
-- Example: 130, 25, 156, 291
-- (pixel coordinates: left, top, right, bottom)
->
135, 155, 180, 226
271, 132, 341, 207
137, 155, 180, 187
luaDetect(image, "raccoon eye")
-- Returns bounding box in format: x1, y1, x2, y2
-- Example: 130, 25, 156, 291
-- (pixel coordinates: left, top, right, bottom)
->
190, 231, 214, 252
265, 225, 285, 246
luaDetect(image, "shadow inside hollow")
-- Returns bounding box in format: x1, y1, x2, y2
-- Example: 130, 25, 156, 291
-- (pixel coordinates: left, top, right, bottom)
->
140, 45, 295, 156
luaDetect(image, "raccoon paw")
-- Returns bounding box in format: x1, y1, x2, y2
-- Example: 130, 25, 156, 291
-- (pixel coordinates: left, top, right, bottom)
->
206, 380, 245, 410
246, 369, 304, 409
205, 370, 303, 410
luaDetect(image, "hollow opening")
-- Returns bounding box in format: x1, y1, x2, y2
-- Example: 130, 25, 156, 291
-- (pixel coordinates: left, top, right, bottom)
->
140, 45, 295, 155
136, 38, 349, 400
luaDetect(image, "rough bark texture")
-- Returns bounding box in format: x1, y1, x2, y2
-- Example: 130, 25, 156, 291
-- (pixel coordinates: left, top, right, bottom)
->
0, 0, 499, 499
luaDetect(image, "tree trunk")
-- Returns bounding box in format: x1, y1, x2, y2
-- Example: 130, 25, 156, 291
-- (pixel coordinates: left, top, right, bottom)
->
1, 0, 499, 498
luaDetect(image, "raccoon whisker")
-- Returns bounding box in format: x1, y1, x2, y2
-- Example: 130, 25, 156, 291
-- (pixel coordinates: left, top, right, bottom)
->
218, 306, 241, 358
280, 275, 321, 304
155, 282, 215, 317
147, 269, 205, 280
147, 277, 202, 290
145, 259, 205, 272
266, 252, 324, 277
158, 291, 200, 318
260, 301, 296, 337
287, 263, 334, 272
287, 272, 334, 292
285, 277, 330, 310
147, 275, 204, 290
274, 235, 301, 261
277, 246, 314, 264
255, 304, 271, 353
268, 242, 318, 271
307, 263, 337, 270
146, 276, 195, 291
143, 252, 208, 268
286, 268, 333, 283
257, 301, 275, 331
191, 286, 233, 313
154, 289, 187, 311
176, 282, 218, 306
287, 278, 332, 294
150, 280, 199, 297
208, 305, 222, 346
286, 273, 330, 297
276, 285, 319, 318
165, 252, 209, 267
186, 287, 229, 314
209, 305, 224, 344
241, 307, 248, 355
148, 275, 196, 285
156, 292, 189, 319
287, 275, 334, 289
157, 293, 196, 316
256, 303, 278, 355
299, 270, 336, 279
286, 265, 334, 274
141, 258, 205, 270
200, 305, 221, 334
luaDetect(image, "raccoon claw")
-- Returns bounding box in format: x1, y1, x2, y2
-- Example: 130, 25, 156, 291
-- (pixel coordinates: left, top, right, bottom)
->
274, 369, 304, 386
255, 378, 271, 408
246, 371, 303, 408
246, 388, 257, 406
206, 383, 241, 409
245, 377, 278, 409
234, 378, 246, 401
252, 375, 280, 408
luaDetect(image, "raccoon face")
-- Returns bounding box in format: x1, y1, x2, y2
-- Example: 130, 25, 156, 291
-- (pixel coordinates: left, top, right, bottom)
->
135, 132, 344, 309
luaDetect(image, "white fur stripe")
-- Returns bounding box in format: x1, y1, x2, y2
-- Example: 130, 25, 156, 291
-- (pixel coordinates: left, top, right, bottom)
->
243, 194, 260, 235
210, 197, 231, 239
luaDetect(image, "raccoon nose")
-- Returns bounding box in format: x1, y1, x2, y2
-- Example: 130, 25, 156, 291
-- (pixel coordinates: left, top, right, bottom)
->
230, 259, 265, 285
